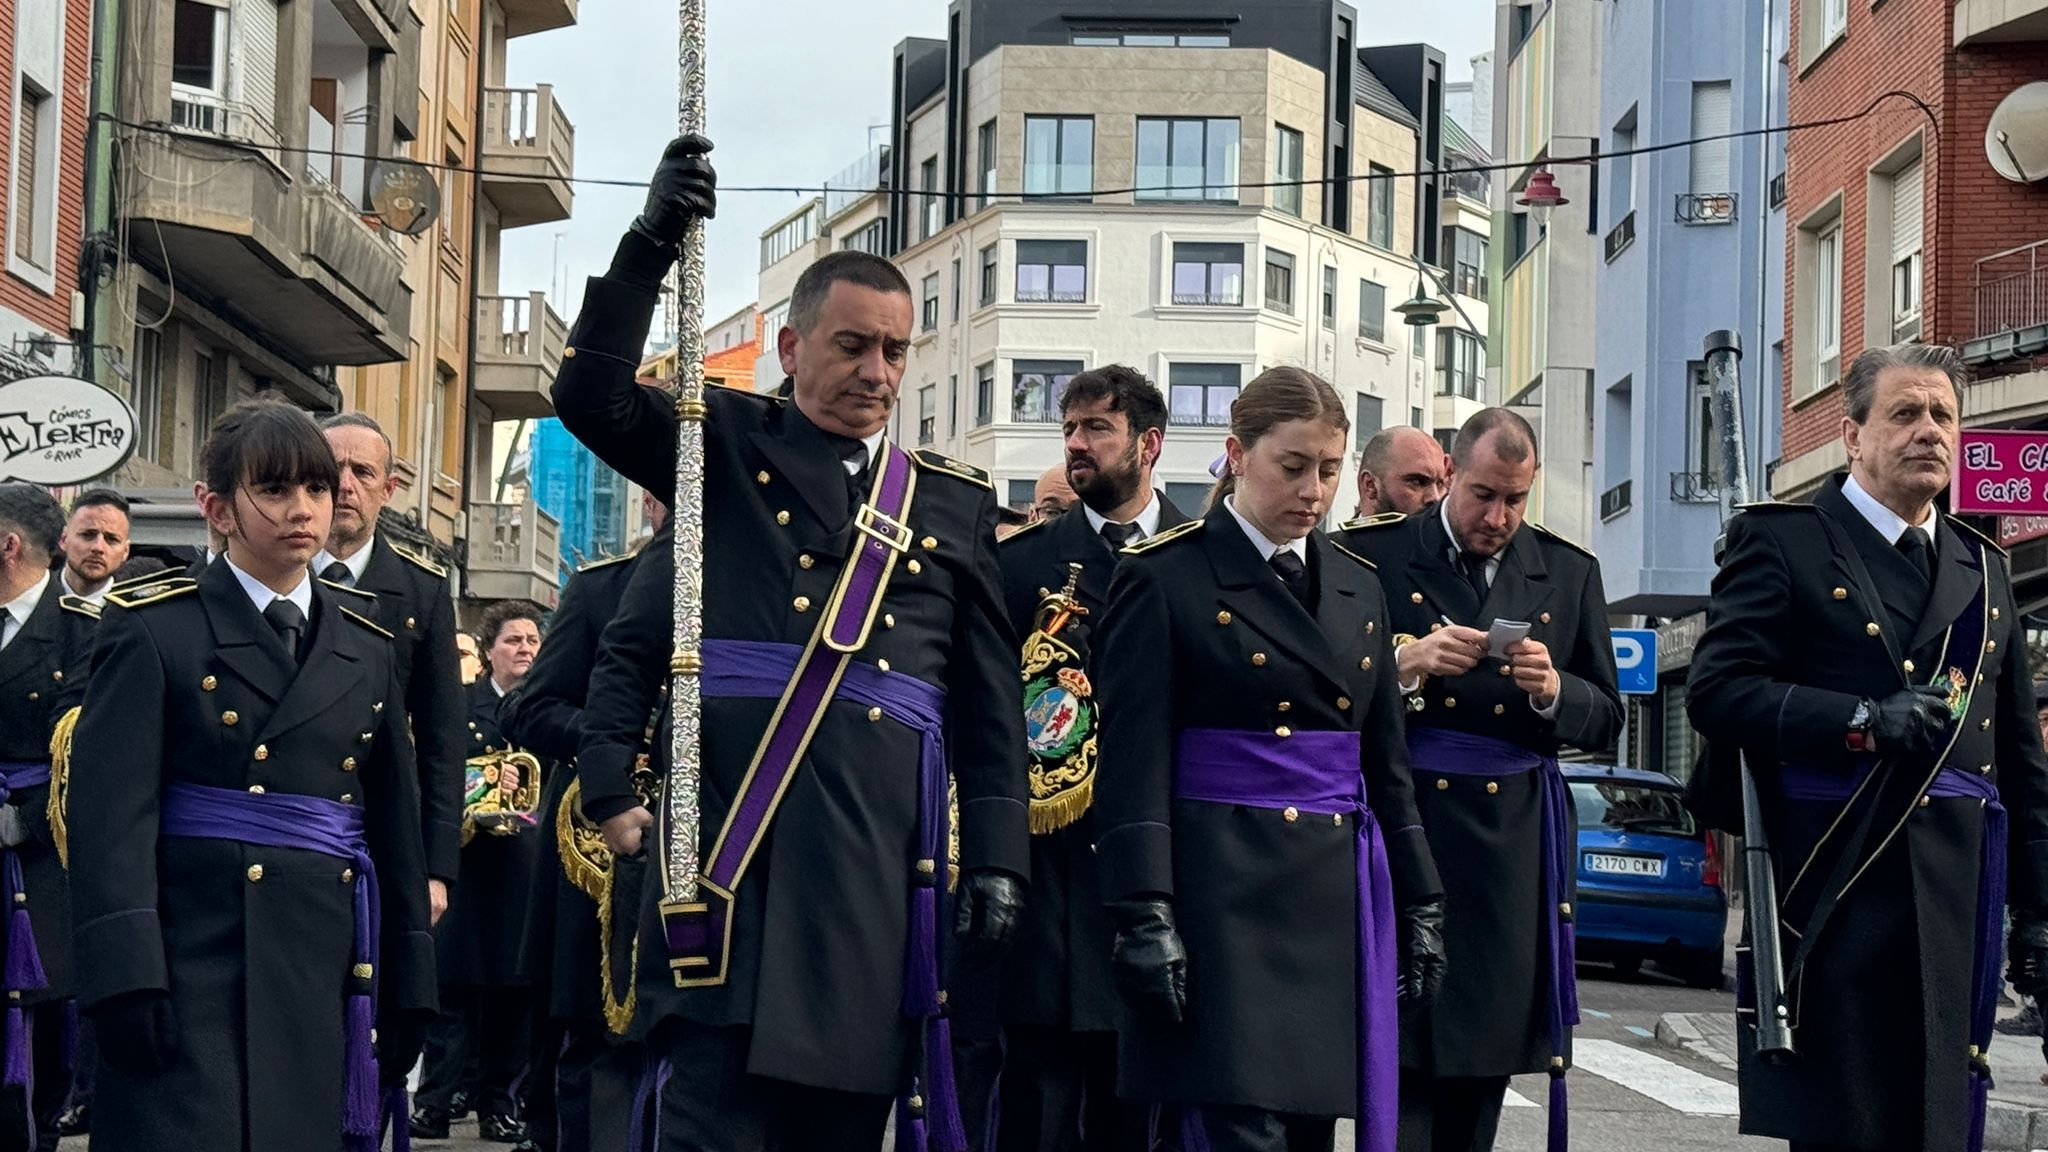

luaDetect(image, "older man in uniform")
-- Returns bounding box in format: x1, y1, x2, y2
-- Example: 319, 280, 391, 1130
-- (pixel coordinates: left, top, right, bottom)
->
1337, 407, 1622, 1152
985, 364, 1189, 1152
555, 138, 1030, 1151
314, 413, 466, 920
0, 486, 95, 1152
1350, 427, 1448, 520
1690, 344, 2048, 1152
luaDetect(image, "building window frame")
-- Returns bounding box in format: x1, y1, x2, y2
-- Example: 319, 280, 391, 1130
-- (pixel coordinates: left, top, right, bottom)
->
1436, 329, 1482, 400
918, 385, 936, 445
1273, 124, 1304, 217
1167, 361, 1244, 426
1796, 195, 1846, 398
1366, 163, 1396, 250
977, 119, 997, 209
1359, 279, 1387, 344
1320, 265, 1338, 330
978, 243, 998, 307
1023, 115, 1094, 200
1014, 238, 1089, 304
974, 362, 995, 426
1012, 359, 1082, 424
1135, 117, 1240, 203
920, 272, 940, 332
1170, 241, 1245, 307
920, 156, 940, 241
1441, 226, 1488, 301
1264, 248, 1296, 316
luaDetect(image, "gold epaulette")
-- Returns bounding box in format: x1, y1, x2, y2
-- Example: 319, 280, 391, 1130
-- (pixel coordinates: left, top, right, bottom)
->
577, 552, 635, 573
911, 448, 993, 491
1338, 511, 1408, 532
1530, 521, 1594, 559
391, 543, 448, 579
1948, 516, 2010, 558
109, 568, 177, 593
1331, 542, 1377, 570
339, 604, 394, 639
1734, 499, 1814, 513
997, 516, 1051, 544
107, 577, 197, 610
59, 594, 100, 620
1122, 519, 1203, 555
319, 579, 379, 604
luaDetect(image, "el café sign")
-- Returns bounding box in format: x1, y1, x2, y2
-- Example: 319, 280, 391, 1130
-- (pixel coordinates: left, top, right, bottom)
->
0, 374, 137, 485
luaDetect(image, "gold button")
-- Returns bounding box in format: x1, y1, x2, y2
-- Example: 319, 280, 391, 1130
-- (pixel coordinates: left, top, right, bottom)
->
341, 868, 355, 883
793, 596, 812, 613
1436, 778, 1449, 790
1988, 640, 1998, 652
1361, 656, 1372, 671
1429, 622, 1443, 633
1494, 704, 1506, 715
474, 732, 485, 742
1277, 701, 1292, 712
1275, 726, 1292, 738
1411, 593, 1423, 604
877, 658, 891, 673
222, 710, 239, 726
1501, 664, 1514, 676
202, 676, 217, 691
1444, 697, 1457, 709
1365, 621, 1375, 634
246, 865, 264, 881
921, 536, 937, 550
1982, 718, 1992, 731
883, 614, 896, 628
756, 471, 771, 485
907, 560, 923, 575
26, 692, 36, 701
776, 510, 791, 525
1541, 612, 1552, 624
1216, 611, 1232, 625
562, 346, 577, 359
1251, 652, 1267, 667
248, 785, 267, 795
1832, 587, 1847, 600
1282, 806, 1299, 823
1865, 622, 1880, 636
1903, 660, 1915, 674
1336, 696, 1351, 710
340, 794, 353, 802
406, 617, 417, 629
868, 707, 883, 722
799, 555, 815, 569
51, 670, 61, 682
1982, 763, 1994, 775
1919, 795, 1931, 807
342, 757, 357, 772
1332, 813, 1343, 826
1486, 781, 1499, 794
372, 702, 384, 713
253, 745, 269, 761
1993, 607, 2002, 620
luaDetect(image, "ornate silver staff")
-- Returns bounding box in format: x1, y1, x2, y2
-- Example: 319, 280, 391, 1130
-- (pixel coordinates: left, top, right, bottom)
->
661, 0, 708, 983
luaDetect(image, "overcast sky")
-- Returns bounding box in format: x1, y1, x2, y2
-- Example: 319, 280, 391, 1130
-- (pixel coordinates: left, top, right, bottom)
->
500, 1, 1498, 340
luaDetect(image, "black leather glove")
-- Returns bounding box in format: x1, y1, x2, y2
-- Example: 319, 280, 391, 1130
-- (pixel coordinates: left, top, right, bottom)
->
954, 869, 1026, 946
1869, 685, 1955, 755
89, 990, 177, 1076
1108, 898, 1188, 1026
1398, 897, 1448, 1003
629, 134, 717, 248
376, 1009, 430, 1082
2011, 912, 2048, 1002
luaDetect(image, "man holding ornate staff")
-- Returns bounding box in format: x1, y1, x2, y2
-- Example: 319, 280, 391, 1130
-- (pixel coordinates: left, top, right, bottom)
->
556, 139, 1030, 1150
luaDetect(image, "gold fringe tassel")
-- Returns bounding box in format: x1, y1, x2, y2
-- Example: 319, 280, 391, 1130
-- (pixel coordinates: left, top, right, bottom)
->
47, 706, 79, 870
1028, 775, 1094, 836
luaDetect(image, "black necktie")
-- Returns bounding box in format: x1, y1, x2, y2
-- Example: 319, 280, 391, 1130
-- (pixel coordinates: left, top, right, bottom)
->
1897, 528, 1935, 582
1459, 550, 1492, 605
264, 598, 306, 665
1099, 521, 1138, 552
839, 439, 871, 515
320, 561, 351, 586
1269, 549, 1312, 612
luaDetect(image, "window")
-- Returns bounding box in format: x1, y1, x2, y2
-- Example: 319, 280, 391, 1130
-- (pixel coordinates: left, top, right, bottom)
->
918, 386, 936, 445
1263, 250, 1295, 315
1685, 362, 1721, 488
978, 244, 998, 306
1135, 118, 1239, 202
1168, 362, 1242, 426
1891, 159, 1924, 340
948, 374, 959, 437
132, 325, 163, 463
1689, 82, 1732, 196
1442, 228, 1487, 300
977, 119, 997, 209
1602, 377, 1632, 515
920, 156, 939, 241
1164, 481, 1211, 513
1321, 266, 1337, 329
430, 367, 452, 477
1171, 242, 1244, 306
761, 300, 791, 344
171, 0, 226, 91
439, 149, 467, 251
1610, 111, 1636, 223
11, 84, 44, 267
1359, 279, 1387, 342
1007, 479, 1036, 507
1023, 116, 1093, 199
1013, 360, 1081, 423
975, 363, 995, 426
761, 207, 818, 270
951, 258, 962, 321
1354, 394, 1384, 449
190, 349, 226, 469
1815, 222, 1842, 389
1366, 164, 1395, 249
1437, 330, 1482, 400
1822, 0, 1846, 43
920, 273, 940, 332
1015, 239, 1087, 303
1273, 125, 1304, 217
840, 219, 887, 255
1070, 29, 1230, 46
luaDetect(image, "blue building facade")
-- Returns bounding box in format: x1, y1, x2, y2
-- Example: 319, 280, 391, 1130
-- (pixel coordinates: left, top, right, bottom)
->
528, 418, 631, 576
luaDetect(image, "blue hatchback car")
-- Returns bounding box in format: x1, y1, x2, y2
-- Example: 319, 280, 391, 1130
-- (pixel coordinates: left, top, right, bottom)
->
1565, 764, 1728, 988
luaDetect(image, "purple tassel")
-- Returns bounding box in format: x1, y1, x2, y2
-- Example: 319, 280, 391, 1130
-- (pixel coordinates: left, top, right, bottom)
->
6, 907, 44, 993
895, 1091, 928, 1152
387, 1081, 412, 1152
1968, 1071, 1988, 1152
341, 994, 377, 1139
925, 1016, 967, 1152
2, 1006, 26, 1089
903, 885, 938, 1016
1547, 1067, 1568, 1152
1179, 1108, 1212, 1152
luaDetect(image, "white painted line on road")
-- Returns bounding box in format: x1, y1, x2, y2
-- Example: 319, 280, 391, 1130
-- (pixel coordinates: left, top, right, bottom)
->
1582, 1007, 1612, 1019
1503, 1087, 1539, 1108
1626, 1025, 1654, 1039
1571, 1038, 1740, 1116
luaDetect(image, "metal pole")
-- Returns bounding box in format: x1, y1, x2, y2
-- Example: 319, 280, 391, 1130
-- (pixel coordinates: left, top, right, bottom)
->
1702, 328, 1795, 1062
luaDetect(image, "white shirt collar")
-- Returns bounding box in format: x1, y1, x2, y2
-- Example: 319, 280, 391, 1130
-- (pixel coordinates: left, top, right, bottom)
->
60, 567, 109, 604
2, 571, 49, 635
1440, 500, 1502, 578
222, 553, 313, 619
1223, 495, 1308, 563
489, 677, 508, 698
1082, 490, 1164, 541
842, 431, 886, 475
1842, 473, 1935, 546
313, 535, 376, 587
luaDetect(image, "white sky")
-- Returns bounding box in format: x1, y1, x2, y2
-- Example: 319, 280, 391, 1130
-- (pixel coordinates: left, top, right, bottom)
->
499, 0, 1498, 338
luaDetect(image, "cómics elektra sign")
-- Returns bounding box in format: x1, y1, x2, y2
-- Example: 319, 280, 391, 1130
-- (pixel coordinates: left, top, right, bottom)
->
0, 374, 137, 485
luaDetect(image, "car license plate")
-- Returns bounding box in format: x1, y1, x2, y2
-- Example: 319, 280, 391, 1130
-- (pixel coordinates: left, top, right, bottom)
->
1585, 852, 1663, 878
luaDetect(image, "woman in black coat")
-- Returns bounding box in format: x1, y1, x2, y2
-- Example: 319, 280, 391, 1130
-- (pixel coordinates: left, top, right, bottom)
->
1093, 367, 1446, 1152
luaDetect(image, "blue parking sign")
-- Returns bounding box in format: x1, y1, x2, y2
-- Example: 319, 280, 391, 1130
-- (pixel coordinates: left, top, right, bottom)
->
1611, 629, 1658, 696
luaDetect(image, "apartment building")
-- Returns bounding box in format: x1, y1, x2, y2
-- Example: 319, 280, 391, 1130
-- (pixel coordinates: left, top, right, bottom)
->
704, 301, 759, 391
0, 0, 89, 376
846, 0, 1461, 517
752, 142, 890, 393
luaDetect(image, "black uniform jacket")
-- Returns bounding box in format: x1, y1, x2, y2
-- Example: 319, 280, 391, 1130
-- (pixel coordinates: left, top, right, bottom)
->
992, 496, 1188, 1035
501, 550, 643, 1022
574, 383, 1030, 1097
437, 677, 545, 988
1092, 504, 1439, 1116
0, 575, 95, 1004
67, 563, 433, 1152
354, 537, 466, 882
1335, 507, 1622, 1078
1687, 476, 2048, 1151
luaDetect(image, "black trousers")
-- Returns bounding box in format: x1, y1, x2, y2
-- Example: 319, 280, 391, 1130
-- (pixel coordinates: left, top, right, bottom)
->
1788, 1144, 1923, 1152
998, 1026, 1148, 1152
0, 1001, 71, 1152
529, 1020, 642, 1152
416, 985, 531, 1121
643, 1022, 891, 1152
1176, 1105, 1335, 1152
1394, 1074, 1509, 1152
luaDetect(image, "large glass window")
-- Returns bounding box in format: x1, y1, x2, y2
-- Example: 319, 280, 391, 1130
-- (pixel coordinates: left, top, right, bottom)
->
1171, 242, 1244, 306
1023, 116, 1093, 199
1264, 249, 1295, 315
920, 157, 940, 240
1358, 279, 1387, 343
921, 273, 940, 331
978, 244, 998, 306
171, 0, 225, 91
918, 386, 936, 445
975, 363, 995, 426
1273, 125, 1304, 217
1367, 164, 1396, 249
1168, 362, 1242, 426
1441, 227, 1488, 301
1015, 239, 1088, 303
1136, 118, 1239, 202
1321, 266, 1338, 330
1437, 330, 1482, 400
977, 119, 997, 208
1013, 360, 1082, 424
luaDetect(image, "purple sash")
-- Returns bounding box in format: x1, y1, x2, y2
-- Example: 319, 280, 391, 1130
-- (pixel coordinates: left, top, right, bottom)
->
1172, 727, 1398, 1152
0, 760, 48, 1146
694, 637, 963, 1152
159, 782, 391, 1152
1404, 727, 1576, 1152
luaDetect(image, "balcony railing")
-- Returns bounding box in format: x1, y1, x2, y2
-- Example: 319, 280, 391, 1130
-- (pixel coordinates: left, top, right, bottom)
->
1603, 211, 1636, 263
1670, 471, 1724, 504
1016, 289, 1088, 304
480, 85, 575, 228
1170, 292, 1243, 306
169, 89, 282, 164
1600, 480, 1633, 520
1676, 192, 1738, 225
1444, 167, 1491, 204
466, 498, 562, 604
1974, 238, 2048, 341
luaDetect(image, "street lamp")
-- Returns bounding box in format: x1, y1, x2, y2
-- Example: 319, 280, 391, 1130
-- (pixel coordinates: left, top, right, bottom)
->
1393, 279, 1450, 327
1516, 166, 1570, 229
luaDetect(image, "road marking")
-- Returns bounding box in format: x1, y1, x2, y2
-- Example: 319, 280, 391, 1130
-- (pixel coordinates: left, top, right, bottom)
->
1571, 1038, 1740, 1116
1581, 1008, 1612, 1019
1503, 1087, 1539, 1108
1626, 1025, 1654, 1038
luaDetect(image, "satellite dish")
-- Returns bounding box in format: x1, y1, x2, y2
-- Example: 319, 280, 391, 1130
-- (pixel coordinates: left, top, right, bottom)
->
1986, 83, 2048, 184
368, 158, 442, 236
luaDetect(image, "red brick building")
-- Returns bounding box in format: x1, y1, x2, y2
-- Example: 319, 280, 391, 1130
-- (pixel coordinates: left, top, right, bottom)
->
0, 0, 91, 369
1776, 0, 2048, 523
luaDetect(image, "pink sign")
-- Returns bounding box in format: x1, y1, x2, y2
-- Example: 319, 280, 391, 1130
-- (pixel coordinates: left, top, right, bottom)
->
2000, 515, 2048, 548
1954, 429, 2048, 516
